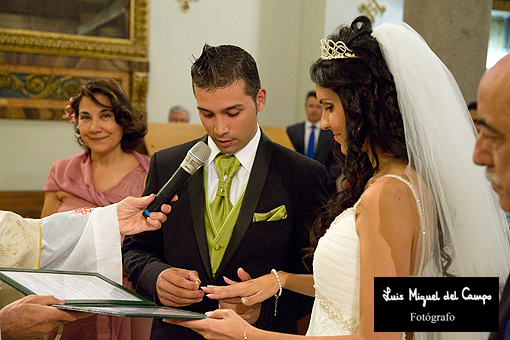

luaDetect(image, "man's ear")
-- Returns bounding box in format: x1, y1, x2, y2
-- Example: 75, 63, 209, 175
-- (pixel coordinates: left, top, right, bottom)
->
256, 88, 267, 112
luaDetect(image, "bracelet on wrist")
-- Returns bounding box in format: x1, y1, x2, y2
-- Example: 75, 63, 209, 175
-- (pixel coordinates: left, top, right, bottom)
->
271, 269, 283, 316
243, 325, 249, 340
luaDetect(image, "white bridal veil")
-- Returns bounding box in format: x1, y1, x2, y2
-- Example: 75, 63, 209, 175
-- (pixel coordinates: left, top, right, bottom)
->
372, 22, 510, 340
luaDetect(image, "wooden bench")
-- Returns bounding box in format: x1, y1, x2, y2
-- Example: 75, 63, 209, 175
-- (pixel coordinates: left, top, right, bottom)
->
0, 191, 45, 218
144, 123, 294, 157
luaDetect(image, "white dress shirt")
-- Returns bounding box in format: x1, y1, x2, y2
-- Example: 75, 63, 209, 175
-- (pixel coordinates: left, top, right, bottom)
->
205, 127, 261, 204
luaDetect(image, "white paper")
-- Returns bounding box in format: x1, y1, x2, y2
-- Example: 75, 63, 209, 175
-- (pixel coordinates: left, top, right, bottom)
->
0, 271, 140, 301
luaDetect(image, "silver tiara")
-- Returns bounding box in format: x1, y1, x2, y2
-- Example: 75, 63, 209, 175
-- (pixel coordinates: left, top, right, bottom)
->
320, 39, 357, 60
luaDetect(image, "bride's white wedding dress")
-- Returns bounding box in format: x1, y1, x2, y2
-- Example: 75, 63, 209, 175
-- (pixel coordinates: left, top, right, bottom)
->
306, 175, 418, 338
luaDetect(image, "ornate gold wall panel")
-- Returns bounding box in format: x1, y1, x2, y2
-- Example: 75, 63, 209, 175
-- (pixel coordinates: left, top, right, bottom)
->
0, 64, 129, 120
0, 0, 149, 120
0, 0, 148, 62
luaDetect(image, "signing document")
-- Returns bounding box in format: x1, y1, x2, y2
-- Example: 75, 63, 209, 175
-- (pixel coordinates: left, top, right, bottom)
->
0, 268, 206, 319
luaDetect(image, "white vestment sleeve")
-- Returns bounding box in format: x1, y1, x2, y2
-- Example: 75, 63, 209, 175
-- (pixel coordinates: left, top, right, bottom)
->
39, 205, 122, 284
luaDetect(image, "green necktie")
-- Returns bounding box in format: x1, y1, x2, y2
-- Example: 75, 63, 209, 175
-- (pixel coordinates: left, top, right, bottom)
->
210, 154, 241, 228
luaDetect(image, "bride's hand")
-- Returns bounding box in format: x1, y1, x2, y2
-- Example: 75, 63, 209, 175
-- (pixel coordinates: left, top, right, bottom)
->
166, 309, 252, 340
202, 268, 280, 306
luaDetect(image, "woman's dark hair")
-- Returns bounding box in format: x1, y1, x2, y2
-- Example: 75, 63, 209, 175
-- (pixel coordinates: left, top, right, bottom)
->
305, 16, 408, 258
71, 78, 147, 153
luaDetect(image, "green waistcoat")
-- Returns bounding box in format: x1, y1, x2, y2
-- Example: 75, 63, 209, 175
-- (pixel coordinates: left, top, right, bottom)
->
204, 170, 247, 277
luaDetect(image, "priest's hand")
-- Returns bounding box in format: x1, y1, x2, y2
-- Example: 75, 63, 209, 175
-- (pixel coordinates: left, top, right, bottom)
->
117, 194, 175, 235
0, 295, 86, 340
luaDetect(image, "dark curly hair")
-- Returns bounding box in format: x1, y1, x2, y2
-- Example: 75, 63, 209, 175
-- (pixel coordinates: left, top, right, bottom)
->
306, 16, 408, 256
71, 78, 147, 153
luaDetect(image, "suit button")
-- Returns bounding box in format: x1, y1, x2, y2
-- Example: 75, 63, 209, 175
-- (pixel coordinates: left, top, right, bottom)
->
214, 244, 221, 250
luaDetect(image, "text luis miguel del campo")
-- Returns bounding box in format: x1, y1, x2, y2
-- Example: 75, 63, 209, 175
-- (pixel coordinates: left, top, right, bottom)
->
374, 277, 498, 332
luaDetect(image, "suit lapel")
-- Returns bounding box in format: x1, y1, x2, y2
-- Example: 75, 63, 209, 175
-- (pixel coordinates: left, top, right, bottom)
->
190, 136, 214, 282
295, 123, 305, 154
214, 131, 273, 280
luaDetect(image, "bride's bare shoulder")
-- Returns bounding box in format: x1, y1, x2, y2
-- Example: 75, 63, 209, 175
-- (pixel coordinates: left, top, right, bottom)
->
355, 173, 420, 237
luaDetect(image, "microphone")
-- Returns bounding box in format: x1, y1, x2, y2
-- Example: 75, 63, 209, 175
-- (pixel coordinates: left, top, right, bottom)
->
142, 141, 211, 218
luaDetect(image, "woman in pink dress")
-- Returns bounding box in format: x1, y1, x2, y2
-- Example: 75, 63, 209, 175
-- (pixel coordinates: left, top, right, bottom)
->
42, 78, 152, 340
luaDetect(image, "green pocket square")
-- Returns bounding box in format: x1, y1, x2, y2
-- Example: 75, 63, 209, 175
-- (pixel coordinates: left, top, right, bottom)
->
252, 205, 287, 222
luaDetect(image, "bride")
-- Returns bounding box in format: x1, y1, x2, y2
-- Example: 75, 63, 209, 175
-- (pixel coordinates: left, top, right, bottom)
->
168, 16, 510, 340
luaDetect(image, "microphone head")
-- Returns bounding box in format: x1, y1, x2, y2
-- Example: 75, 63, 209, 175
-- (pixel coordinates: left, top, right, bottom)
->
181, 141, 211, 174
189, 141, 211, 163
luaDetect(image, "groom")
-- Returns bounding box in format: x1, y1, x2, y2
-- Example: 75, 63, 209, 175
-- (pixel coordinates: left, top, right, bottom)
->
472, 52, 510, 340
123, 43, 329, 339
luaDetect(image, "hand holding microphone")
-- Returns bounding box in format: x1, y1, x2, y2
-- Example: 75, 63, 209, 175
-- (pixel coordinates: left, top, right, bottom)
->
142, 141, 211, 218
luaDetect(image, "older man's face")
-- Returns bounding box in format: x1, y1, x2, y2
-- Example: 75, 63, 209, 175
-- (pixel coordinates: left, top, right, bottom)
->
169, 110, 189, 123
473, 55, 510, 211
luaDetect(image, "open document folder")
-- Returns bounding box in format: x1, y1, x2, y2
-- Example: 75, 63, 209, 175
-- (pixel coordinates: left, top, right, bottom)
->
0, 268, 206, 319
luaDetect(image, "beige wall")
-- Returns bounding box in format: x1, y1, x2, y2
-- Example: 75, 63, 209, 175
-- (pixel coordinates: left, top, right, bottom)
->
255, 0, 326, 127
0, 120, 82, 190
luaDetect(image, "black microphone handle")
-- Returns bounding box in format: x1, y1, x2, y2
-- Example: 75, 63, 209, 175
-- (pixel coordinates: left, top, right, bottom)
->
142, 167, 191, 218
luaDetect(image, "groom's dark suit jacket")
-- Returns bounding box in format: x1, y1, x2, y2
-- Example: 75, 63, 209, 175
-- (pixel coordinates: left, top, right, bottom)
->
123, 131, 329, 339
286, 122, 340, 196
489, 273, 510, 339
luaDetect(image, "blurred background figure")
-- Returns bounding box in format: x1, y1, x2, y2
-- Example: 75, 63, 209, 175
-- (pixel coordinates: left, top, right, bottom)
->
41, 78, 152, 340
286, 90, 340, 196
168, 105, 190, 123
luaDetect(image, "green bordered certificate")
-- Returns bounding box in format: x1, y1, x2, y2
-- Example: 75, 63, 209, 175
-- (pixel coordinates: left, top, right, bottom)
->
0, 268, 206, 319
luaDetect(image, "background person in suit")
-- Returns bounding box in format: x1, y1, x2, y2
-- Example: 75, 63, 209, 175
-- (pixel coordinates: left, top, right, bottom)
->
473, 53, 510, 340
122, 43, 330, 340
286, 91, 340, 195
